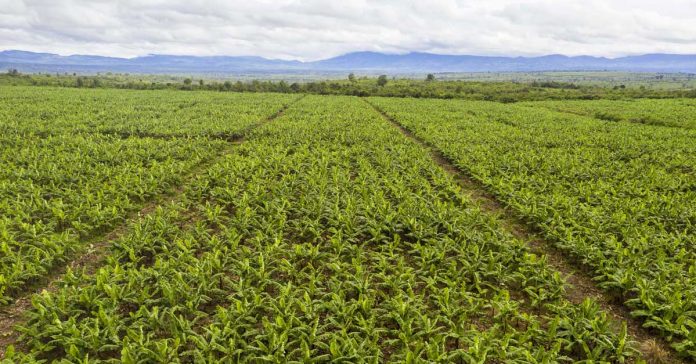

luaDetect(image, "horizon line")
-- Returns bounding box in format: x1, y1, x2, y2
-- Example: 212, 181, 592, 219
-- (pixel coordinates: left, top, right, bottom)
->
3, 49, 696, 63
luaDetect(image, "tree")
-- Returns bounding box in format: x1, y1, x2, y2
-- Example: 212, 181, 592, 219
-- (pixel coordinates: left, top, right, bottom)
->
183, 78, 192, 86
426, 73, 435, 82
76, 77, 84, 87
376, 75, 388, 87
348, 73, 356, 83
199, 79, 205, 87
7, 68, 19, 76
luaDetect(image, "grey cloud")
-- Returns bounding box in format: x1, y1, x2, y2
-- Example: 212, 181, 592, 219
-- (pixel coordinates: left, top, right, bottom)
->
0, 0, 694, 59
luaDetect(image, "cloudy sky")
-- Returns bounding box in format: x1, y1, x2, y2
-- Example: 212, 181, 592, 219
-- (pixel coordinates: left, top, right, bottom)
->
1, 0, 695, 60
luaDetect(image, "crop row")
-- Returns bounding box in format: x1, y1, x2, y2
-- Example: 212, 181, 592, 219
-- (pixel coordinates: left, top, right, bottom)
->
0, 86, 296, 138
370, 96, 696, 359
0, 89, 297, 304
7, 95, 638, 362
0, 132, 225, 303
521, 98, 696, 129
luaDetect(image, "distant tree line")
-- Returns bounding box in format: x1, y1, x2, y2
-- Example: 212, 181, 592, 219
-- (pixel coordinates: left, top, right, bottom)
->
3, 69, 696, 102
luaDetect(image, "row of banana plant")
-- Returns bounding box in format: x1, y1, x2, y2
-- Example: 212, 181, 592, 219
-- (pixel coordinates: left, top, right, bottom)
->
369, 96, 696, 359
0, 87, 297, 304
0, 132, 225, 303
0, 86, 296, 138
521, 98, 696, 129
8, 95, 639, 362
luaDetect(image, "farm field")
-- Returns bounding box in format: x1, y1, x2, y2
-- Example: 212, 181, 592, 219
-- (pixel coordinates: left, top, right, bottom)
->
0, 87, 296, 138
521, 98, 696, 129
369, 97, 696, 360
0, 85, 693, 363
0, 133, 224, 302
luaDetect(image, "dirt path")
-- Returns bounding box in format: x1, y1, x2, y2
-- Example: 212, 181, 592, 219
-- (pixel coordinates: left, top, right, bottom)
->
363, 97, 684, 364
0, 97, 300, 356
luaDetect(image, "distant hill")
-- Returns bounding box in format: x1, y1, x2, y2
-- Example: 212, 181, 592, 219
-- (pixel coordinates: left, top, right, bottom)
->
2, 50, 695, 74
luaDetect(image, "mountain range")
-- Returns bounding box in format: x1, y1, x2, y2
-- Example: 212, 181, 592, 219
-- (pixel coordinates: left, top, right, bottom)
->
2, 50, 695, 74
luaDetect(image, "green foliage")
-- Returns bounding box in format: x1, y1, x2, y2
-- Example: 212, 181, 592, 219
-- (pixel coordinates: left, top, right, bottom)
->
0, 133, 222, 303
523, 98, 696, 129
0, 87, 295, 302
0, 86, 296, 138
371, 96, 696, 360
9, 95, 638, 362
1, 72, 693, 102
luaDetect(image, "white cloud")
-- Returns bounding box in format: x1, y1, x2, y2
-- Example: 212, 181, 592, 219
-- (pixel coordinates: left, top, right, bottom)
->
0, 0, 694, 60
